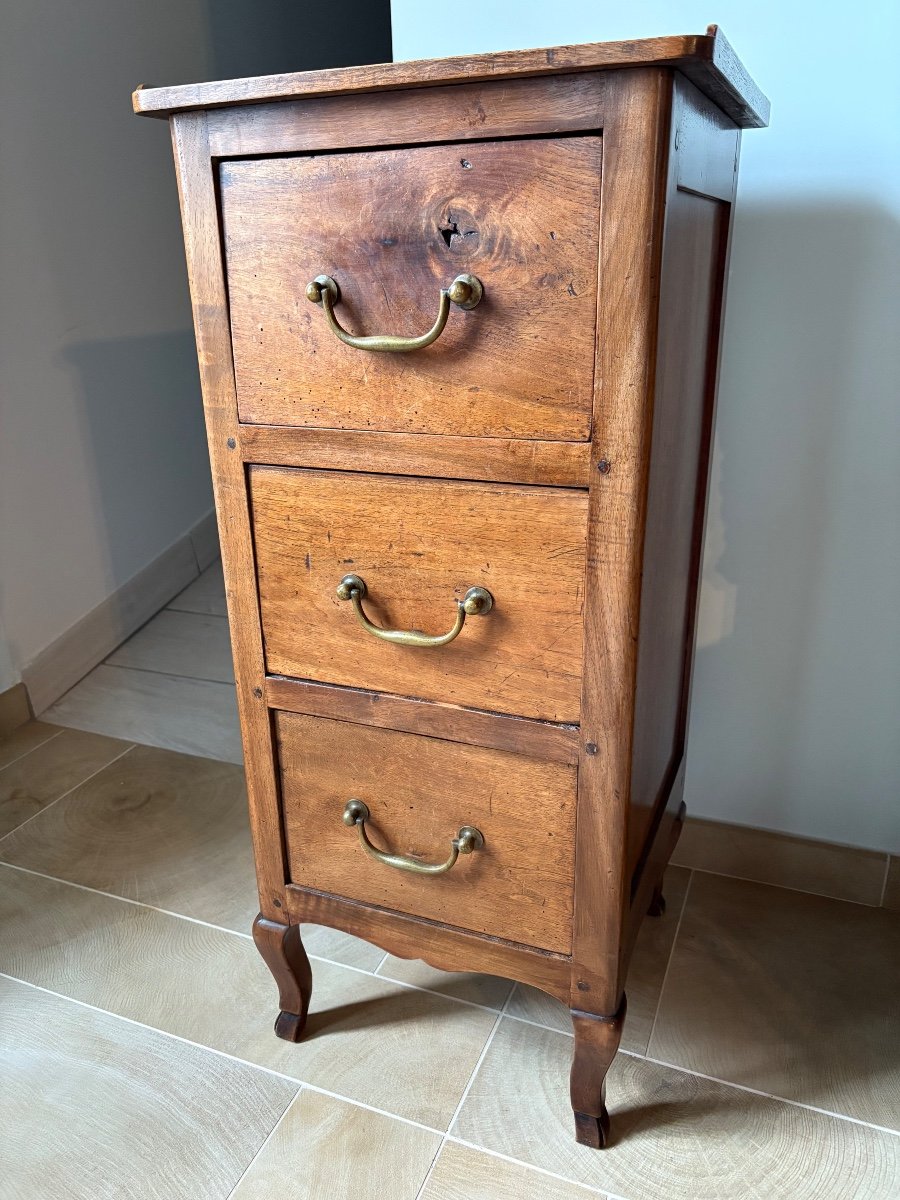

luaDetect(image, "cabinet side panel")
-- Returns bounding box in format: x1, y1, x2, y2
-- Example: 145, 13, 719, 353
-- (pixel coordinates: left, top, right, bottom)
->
169, 112, 288, 919
627, 75, 737, 876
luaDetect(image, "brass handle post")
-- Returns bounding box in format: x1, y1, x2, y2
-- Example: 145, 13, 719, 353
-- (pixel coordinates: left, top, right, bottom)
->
336, 574, 492, 648
342, 799, 484, 875
306, 273, 483, 353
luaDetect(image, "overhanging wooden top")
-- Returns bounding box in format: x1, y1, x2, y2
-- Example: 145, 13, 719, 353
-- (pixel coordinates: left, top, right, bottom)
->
133, 24, 769, 129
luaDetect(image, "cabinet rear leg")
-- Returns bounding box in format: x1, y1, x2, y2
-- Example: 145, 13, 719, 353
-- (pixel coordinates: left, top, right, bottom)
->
252, 914, 313, 1042
570, 997, 626, 1148
647, 882, 666, 916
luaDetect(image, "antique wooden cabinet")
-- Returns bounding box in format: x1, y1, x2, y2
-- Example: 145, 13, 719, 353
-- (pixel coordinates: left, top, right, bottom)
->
135, 26, 767, 1146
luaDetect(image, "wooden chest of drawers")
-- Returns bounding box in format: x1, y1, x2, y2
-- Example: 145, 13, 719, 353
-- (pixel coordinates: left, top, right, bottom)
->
135, 26, 767, 1147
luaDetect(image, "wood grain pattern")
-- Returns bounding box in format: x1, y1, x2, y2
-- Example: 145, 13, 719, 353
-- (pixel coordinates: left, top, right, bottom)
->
239, 426, 592, 488
133, 26, 769, 128
570, 1000, 626, 1147
252, 915, 313, 1042
231, 1089, 442, 1200
251, 468, 587, 723
0, 864, 498, 1129
0, 728, 131, 839
286, 886, 572, 1002
153, 44, 765, 1150
207, 71, 607, 158
453, 1018, 900, 1197
649, 871, 900, 1130
265, 677, 580, 765
0, 975, 298, 1200
222, 139, 601, 440
570, 69, 673, 1014
170, 112, 287, 918
627, 186, 728, 868
277, 712, 577, 952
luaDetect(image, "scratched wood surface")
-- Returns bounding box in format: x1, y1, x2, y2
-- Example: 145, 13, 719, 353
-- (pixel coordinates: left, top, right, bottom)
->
221, 138, 601, 440
134, 26, 769, 128
277, 711, 577, 952
251, 467, 588, 723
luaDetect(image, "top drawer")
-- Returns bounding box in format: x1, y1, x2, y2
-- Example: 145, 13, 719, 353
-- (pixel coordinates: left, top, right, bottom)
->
220, 137, 601, 440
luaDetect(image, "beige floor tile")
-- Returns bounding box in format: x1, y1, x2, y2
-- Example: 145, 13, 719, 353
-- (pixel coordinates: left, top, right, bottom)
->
672, 816, 887, 905
0, 975, 295, 1200
168, 560, 227, 616
453, 1018, 900, 1199
44, 663, 242, 762
107, 608, 233, 683
0, 865, 496, 1128
302, 923, 386, 971
423, 1142, 606, 1199
231, 1088, 441, 1199
0, 740, 386, 969
376, 956, 514, 1011
649, 871, 900, 1129
0, 727, 131, 839
884, 857, 900, 912
0, 720, 61, 771
506, 867, 690, 1052
0, 743, 256, 931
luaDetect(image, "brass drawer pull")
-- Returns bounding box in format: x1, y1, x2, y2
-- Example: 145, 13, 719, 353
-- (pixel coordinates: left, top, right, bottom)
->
336, 573, 493, 648
342, 799, 484, 875
305, 273, 483, 353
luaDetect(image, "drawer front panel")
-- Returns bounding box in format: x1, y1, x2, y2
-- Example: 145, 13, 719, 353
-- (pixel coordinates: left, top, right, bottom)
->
221, 137, 601, 440
250, 467, 587, 723
277, 712, 577, 953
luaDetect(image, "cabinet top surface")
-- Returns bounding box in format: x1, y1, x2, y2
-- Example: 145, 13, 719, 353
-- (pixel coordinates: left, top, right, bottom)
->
133, 24, 768, 129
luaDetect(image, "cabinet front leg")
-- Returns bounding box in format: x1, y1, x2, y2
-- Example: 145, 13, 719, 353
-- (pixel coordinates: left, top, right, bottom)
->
252, 914, 313, 1043
570, 997, 626, 1148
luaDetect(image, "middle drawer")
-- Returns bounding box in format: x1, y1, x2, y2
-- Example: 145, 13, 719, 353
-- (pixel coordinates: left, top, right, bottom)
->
250, 466, 587, 723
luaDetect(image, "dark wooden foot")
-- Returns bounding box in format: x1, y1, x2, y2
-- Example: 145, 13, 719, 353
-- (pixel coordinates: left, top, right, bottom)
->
647, 883, 666, 916
252, 914, 313, 1042
570, 997, 626, 1149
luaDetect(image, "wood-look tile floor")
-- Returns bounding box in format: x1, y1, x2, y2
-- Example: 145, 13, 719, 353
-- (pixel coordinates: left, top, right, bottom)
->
2, 564, 897, 1197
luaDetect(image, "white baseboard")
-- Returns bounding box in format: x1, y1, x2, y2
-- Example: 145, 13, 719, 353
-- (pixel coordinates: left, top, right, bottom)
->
22, 509, 218, 714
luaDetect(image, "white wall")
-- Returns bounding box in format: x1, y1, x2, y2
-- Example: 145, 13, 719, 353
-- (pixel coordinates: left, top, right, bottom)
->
0, 615, 18, 694
0, 2, 216, 683
0, 1, 393, 693
391, 1, 900, 851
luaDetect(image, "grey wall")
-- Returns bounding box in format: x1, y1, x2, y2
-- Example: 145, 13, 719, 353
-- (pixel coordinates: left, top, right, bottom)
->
391, 0, 900, 852
0, 2, 391, 688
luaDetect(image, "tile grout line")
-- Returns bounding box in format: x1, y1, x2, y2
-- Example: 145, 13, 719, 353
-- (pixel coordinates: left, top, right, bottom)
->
0, 743, 137, 847
644, 868, 693, 1052
0, 863, 257, 938
93, 658, 236, 688
443, 1136, 618, 1198
681, 863, 887, 910
619, 1048, 900, 1137
0, 974, 446, 1138
5, 968, 900, 1171
7, 854, 900, 1138
223, 1084, 304, 1199
5, 868, 899, 1140
1, 973, 617, 1199
414, 986, 518, 1199
0, 726, 66, 773
0, 862, 518, 1019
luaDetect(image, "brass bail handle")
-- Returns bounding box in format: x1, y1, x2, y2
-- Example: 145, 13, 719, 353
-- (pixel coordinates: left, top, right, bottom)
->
336, 574, 493, 648
342, 799, 485, 876
306, 273, 484, 353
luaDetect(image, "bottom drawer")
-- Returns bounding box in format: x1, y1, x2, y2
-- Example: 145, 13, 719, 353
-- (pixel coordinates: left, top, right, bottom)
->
276, 711, 577, 954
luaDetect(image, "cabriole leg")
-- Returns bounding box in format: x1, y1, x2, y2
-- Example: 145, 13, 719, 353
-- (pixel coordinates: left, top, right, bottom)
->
570, 997, 627, 1148
252, 914, 313, 1042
